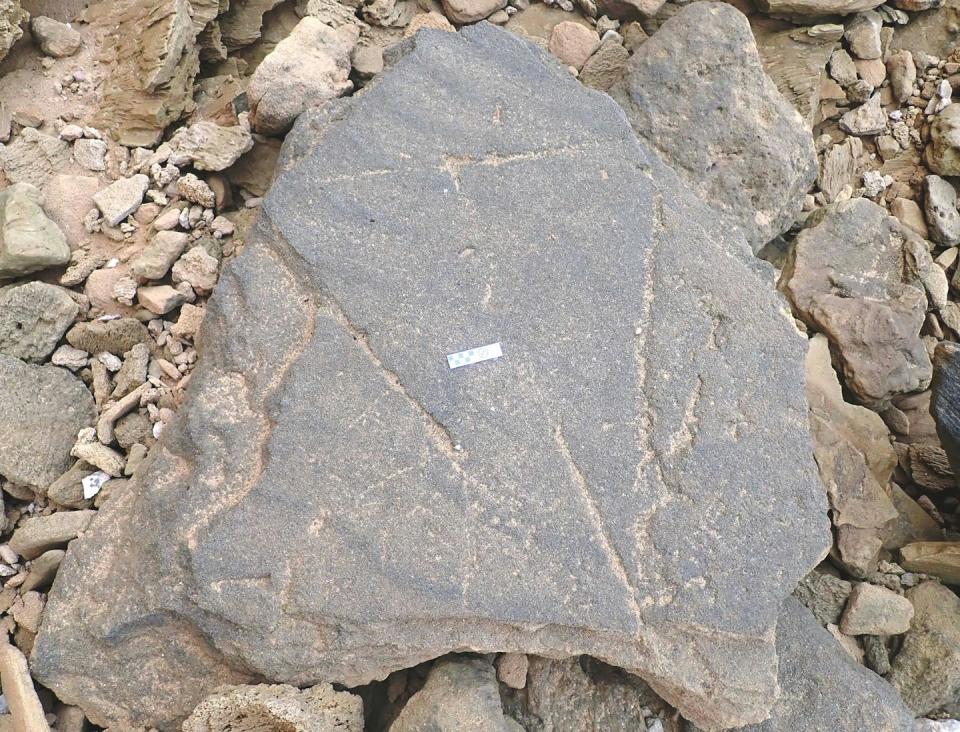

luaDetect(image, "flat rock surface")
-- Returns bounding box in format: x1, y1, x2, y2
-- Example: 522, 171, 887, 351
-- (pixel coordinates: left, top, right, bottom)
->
610, 2, 817, 253
33, 25, 829, 732
0, 355, 96, 489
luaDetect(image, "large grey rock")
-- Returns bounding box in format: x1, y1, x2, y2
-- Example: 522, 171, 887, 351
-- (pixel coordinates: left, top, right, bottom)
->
32, 25, 829, 732
0, 355, 95, 489
782, 199, 932, 407
704, 598, 916, 731
610, 2, 817, 253
0, 183, 70, 279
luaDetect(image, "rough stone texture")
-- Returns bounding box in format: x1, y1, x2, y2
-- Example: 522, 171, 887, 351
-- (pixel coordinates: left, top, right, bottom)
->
888, 581, 960, 715
928, 105, 960, 177
502, 656, 665, 731
579, 39, 628, 91
885, 484, 942, 549
65, 318, 150, 356
0, 0, 26, 63
0, 183, 70, 279
844, 11, 881, 60
93, 175, 149, 227
702, 599, 916, 732
924, 175, 960, 246
839, 94, 886, 136
495, 653, 528, 689
391, 658, 517, 731
247, 17, 357, 136
169, 115, 255, 172
0, 355, 95, 490
0, 129, 71, 190
782, 199, 932, 406
548, 21, 598, 70
596, 0, 665, 19
441, 0, 507, 23
130, 230, 190, 280
889, 0, 960, 60
610, 2, 817, 253
9, 510, 96, 560
933, 342, 960, 485
30, 15, 81, 56
752, 18, 837, 128
219, 0, 284, 49
0, 282, 78, 363
839, 582, 914, 635
805, 333, 897, 576
900, 542, 960, 584
87, 0, 200, 147
182, 683, 363, 732
32, 25, 829, 732
887, 50, 915, 103
792, 567, 853, 626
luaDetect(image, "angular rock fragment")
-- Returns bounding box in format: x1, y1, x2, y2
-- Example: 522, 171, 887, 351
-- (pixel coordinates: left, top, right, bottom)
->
900, 542, 960, 584
819, 137, 861, 203
793, 567, 853, 626
933, 342, 960, 484
183, 683, 363, 732
0, 0, 26, 63
610, 2, 817, 252
169, 115, 255, 172
441, 0, 507, 23
247, 17, 357, 136
0, 355, 95, 490
844, 11, 881, 60
93, 175, 149, 227
888, 581, 960, 715
839, 582, 914, 635
887, 50, 915, 104
754, 0, 885, 16
65, 318, 150, 356
33, 25, 829, 732
0, 282, 78, 363
782, 199, 932, 406
0, 128, 71, 188
130, 230, 189, 280
30, 16, 81, 57
924, 175, 960, 245
548, 21, 599, 70
929, 106, 960, 177
9, 510, 96, 560
839, 94, 886, 136
0, 183, 70, 279
392, 658, 517, 731
579, 39, 629, 91
219, 0, 285, 50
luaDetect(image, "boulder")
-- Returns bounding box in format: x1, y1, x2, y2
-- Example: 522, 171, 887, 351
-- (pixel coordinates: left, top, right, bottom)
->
391, 658, 517, 731
0, 282, 78, 363
888, 581, 960, 715
182, 683, 363, 732
32, 25, 829, 731
0, 0, 26, 63
0, 355, 95, 490
610, 2, 817, 253
247, 17, 357, 136
804, 333, 898, 575
932, 342, 960, 484
782, 199, 931, 406
0, 183, 70, 279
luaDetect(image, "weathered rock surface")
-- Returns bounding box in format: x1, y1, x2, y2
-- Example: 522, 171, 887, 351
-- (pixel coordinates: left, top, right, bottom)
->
391, 658, 517, 731
782, 199, 932, 406
182, 683, 363, 732
889, 0, 960, 60
93, 174, 149, 227
0, 0, 26, 63
805, 333, 898, 576
219, 0, 284, 50
579, 39, 629, 91
247, 17, 357, 136
0, 128, 71, 188
793, 567, 853, 626
923, 175, 960, 245
933, 342, 960, 484
929, 106, 960, 179
0, 282, 78, 363
9, 510, 96, 560
0, 183, 70, 279
30, 15, 81, 57
754, 0, 885, 16
33, 25, 829, 731
0, 355, 95, 490
900, 542, 960, 584
610, 2, 817, 253
169, 115, 255, 172
441, 0, 507, 23
888, 581, 960, 715
839, 582, 914, 635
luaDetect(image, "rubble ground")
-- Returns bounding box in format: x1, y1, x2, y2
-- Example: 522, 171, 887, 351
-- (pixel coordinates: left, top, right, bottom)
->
0, 0, 957, 729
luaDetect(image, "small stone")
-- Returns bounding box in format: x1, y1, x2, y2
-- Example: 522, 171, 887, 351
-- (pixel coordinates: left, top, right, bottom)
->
72, 139, 107, 172
46, 460, 95, 509
10, 591, 44, 633
168, 115, 254, 172
404, 11, 455, 38
862, 170, 891, 197
210, 216, 234, 238
549, 21, 600, 70
153, 207, 182, 231
65, 318, 150, 357
890, 197, 928, 239
0, 183, 70, 279
839, 582, 914, 635
496, 652, 528, 689
578, 38, 628, 90
171, 303, 204, 339
846, 79, 874, 105
137, 285, 186, 315
58, 124, 83, 142
124, 443, 148, 477
19, 549, 65, 594
839, 94, 887, 136
0, 641, 49, 732
112, 343, 149, 398
50, 345, 88, 371
793, 568, 853, 626
70, 427, 125, 477
826, 623, 864, 663
351, 44, 384, 78
130, 230, 190, 280
12, 108, 42, 128
923, 175, 960, 245
171, 247, 219, 296
9, 510, 97, 560
441, 0, 507, 23
93, 175, 150, 227
829, 49, 858, 87
899, 541, 960, 584
177, 174, 216, 209
854, 58, 885, 88
30, 16, 81, 57
112, 276, 138, 306
844, 11, 882, 61
928, 104, 960, 176
0, 282, 78, 363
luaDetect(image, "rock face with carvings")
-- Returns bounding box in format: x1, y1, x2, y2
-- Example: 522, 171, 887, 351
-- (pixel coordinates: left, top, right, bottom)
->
32, 25, 829, 732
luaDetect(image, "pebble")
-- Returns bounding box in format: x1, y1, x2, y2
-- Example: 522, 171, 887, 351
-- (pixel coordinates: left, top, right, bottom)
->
548, 21, 600, 70
66, 318, 150, 357
844, 11, 882, 61
93, 174, 150, 227
0, 282, 78, 363
70, 428, 125, 476
58, 124, 83, 142
130, 230, 189, 280
138, 285, 186, 315
923, 174, 960, 245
